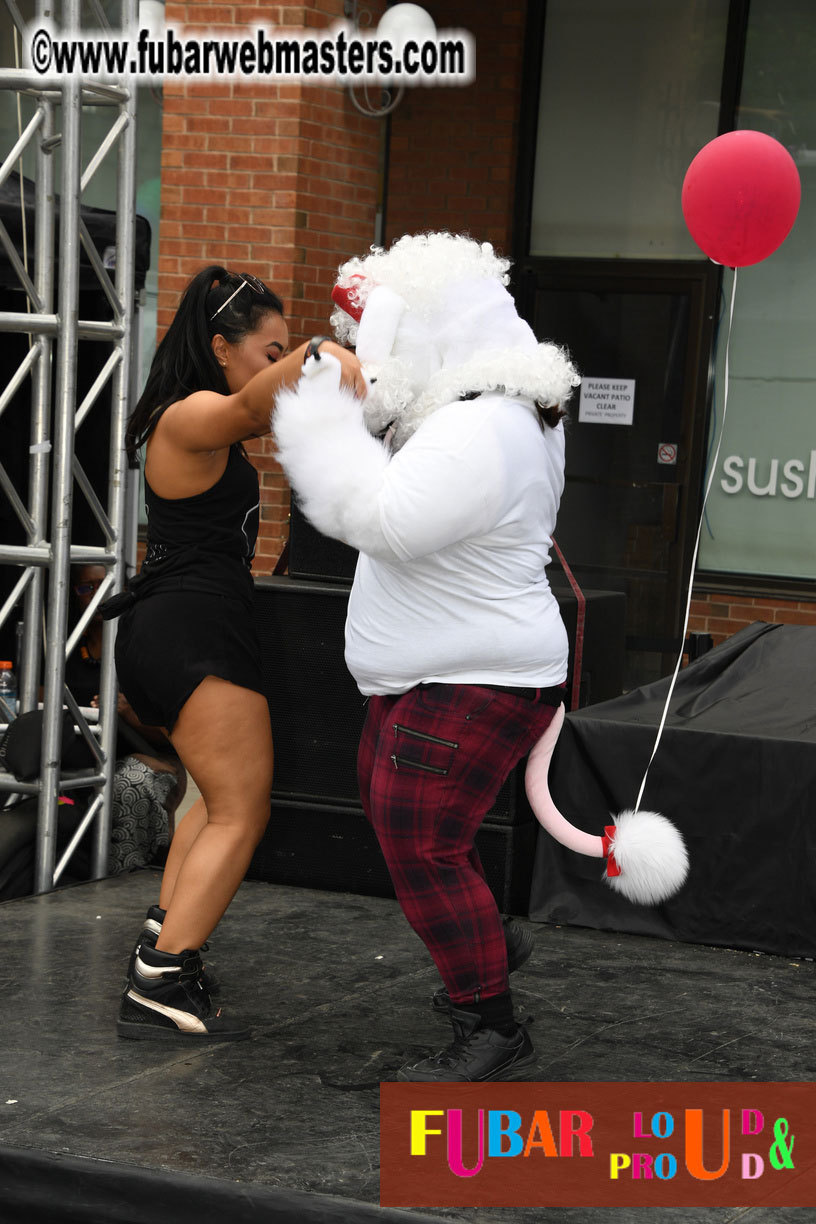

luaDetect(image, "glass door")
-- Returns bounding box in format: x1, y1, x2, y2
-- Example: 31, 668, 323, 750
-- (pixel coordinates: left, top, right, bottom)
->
519, 262, 717, 689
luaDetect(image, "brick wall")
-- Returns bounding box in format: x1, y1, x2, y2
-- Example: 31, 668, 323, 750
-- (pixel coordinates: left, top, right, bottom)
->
688, 588, 816, 648
159, 0, 384, 572
384, 1, 526, 252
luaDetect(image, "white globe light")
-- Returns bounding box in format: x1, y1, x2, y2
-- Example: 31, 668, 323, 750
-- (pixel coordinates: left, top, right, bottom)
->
376, 4, 436, 48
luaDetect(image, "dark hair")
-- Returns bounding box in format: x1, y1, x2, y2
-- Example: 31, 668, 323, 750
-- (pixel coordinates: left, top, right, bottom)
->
534, 401, 567, 431
125, 265, 284, 462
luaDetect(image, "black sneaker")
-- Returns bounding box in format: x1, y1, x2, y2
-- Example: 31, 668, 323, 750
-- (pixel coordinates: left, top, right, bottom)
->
431, 916, 535, 1017
127, 906, 221, 996
117, 944, 249, 1042
398, 1007, 536, 1082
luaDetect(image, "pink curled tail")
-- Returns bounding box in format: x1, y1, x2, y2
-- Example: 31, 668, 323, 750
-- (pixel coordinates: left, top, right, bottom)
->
524, 704, 605, 859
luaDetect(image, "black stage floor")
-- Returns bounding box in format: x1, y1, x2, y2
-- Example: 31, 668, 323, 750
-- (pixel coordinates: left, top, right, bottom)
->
1, 869, 814, 1224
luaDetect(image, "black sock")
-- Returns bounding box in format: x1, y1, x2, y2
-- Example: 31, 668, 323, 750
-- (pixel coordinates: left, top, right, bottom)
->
454, 990, 516, 1034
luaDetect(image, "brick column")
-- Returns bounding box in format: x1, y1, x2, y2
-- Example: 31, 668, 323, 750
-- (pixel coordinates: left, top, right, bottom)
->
158, 0, 384, 572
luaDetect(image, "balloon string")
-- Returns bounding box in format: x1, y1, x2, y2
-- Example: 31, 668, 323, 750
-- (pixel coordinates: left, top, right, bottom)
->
634, 266, 738, 813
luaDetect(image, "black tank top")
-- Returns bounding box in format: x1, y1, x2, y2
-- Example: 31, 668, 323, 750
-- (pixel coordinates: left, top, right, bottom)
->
140, 444, 259, 601
101, 445, 260, 621
144, 444, 259, 564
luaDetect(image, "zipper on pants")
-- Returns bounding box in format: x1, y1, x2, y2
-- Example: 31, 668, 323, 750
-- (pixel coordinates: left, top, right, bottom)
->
393, 723, 459, 749
390, 753, 449, 774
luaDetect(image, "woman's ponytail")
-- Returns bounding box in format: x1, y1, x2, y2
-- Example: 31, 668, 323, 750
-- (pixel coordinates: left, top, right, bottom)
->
125, 265, 284, 462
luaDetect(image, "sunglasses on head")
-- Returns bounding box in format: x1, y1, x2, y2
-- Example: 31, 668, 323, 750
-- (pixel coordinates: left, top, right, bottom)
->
209, 273, 268, 323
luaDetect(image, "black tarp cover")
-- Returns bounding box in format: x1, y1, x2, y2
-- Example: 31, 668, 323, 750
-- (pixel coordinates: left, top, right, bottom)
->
530, 621, 816, 957
0, 171, 150, 291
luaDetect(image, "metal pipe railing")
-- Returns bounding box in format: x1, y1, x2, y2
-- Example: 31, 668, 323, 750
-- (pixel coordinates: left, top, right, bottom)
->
93, 0, 137, 876
0, 312, 125, 339
18, 87, 54, 717
0, 0, 140, 892
35, 58, 82, 891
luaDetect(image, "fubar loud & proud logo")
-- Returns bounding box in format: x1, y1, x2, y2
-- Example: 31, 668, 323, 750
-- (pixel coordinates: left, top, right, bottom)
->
380, 1082, 815, 1209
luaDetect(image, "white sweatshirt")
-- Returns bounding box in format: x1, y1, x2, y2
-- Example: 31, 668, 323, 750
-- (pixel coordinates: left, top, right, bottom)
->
344, 392, 569, 695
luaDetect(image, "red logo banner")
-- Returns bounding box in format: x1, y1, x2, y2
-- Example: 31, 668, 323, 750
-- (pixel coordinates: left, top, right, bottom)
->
380, 1082, 816, 1208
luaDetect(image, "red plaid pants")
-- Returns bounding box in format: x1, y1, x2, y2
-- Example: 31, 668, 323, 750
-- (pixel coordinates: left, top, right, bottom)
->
357, 683, 562, 1005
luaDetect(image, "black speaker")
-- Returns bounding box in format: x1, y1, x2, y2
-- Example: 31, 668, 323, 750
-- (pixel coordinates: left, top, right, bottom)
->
0, 801, 38, 901
287, 498, 358, 584
0, 797, 96, 901
254, 577, 366, 804
246, 797, 538, 915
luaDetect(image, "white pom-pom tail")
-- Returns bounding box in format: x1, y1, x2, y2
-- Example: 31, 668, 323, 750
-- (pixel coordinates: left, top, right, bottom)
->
604, 810, 689, 906
525, 707, 690, 907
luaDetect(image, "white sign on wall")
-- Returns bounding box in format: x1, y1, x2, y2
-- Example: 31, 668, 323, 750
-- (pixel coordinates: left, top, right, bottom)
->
578, 377, 636, 425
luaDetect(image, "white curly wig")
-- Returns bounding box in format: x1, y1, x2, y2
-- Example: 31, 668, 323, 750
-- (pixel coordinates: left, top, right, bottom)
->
329, 232, 580, 450
330, 232, 512, 345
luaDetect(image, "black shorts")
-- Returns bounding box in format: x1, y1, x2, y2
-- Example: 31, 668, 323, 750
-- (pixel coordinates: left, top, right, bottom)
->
115, 590, 265, 730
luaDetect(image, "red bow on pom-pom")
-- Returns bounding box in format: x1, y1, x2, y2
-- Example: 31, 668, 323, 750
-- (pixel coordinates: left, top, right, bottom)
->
601, 825, 621, 877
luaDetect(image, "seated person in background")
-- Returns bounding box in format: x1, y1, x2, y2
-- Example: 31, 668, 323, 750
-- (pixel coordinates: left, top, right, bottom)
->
68, 563, 187, 873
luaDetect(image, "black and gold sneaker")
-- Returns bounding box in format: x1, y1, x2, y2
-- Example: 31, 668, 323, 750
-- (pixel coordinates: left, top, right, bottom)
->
128, 905, 221, 996
117, 944, 249, 1042
398, 1006, 536, 1082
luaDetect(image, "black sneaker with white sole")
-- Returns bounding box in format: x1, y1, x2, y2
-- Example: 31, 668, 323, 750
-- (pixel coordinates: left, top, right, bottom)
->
398, 1006, 536, 1082
431, 916, 535, 1017
127, 905, 221, 996
117, 944, 249, 1042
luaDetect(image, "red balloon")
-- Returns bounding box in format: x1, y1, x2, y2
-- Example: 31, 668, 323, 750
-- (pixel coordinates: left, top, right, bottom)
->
681, 130, 801, 267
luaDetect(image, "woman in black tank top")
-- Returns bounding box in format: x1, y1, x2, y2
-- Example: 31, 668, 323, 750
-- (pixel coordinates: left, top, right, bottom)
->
109, 265, 365, 1042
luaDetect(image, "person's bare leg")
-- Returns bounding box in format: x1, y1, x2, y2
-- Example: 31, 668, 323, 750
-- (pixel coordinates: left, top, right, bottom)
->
155, 677, 274, 954
158, 795, 208, 911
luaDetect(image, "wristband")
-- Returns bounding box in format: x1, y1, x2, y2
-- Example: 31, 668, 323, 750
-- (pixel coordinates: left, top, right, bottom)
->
304, 336, 333, 364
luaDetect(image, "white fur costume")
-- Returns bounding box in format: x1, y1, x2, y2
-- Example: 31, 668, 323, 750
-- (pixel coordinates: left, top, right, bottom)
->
274, 232, 687, 906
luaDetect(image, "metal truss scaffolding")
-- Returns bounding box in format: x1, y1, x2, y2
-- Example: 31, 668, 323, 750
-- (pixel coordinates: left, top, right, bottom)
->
0, 0, 138, 892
